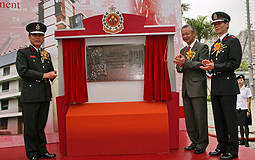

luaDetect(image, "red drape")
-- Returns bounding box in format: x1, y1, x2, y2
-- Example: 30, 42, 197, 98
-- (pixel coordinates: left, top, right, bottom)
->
62, 38, 88, 104
144, 35, 172, 101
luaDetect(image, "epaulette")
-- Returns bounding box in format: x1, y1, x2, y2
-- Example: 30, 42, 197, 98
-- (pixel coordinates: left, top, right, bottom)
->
18, 46, 29, 52
228, 35, 237, 39
19, 46, 28, 50
225, 35, 237, 41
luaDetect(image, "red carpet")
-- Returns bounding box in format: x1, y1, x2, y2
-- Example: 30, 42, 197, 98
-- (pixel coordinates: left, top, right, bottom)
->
1, 130, 254, 160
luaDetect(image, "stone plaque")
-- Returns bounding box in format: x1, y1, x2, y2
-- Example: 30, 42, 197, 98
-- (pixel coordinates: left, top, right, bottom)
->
86, 44, 145, 81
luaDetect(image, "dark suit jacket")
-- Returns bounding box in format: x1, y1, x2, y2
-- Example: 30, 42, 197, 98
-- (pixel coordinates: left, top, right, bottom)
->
176, 41, 209, 98
16, 45, 55, 102
210, 34, 242, 95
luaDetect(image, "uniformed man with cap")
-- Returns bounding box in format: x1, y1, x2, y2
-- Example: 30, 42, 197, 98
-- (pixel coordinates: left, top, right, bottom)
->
200, 12, 242, 159
16, 22, 57, 160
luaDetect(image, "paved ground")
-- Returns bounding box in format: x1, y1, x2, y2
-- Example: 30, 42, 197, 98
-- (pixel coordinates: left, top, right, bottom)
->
208, 99, 255, 149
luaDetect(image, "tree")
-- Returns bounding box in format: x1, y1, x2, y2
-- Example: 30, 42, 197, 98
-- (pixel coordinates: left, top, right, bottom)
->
236, 60, 249, 71
184, 16, 218, 42
181, 3, 190, 15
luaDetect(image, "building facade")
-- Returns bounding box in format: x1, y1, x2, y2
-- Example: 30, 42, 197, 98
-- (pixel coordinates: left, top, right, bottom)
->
0, 0, 78, 136
0, 51, 22, 135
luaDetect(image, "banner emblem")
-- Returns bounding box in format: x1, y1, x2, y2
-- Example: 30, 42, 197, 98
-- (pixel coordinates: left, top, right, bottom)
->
102, 5, 124, 34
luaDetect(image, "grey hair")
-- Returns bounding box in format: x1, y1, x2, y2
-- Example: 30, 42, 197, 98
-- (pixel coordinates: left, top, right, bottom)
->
182, 25, 195, 32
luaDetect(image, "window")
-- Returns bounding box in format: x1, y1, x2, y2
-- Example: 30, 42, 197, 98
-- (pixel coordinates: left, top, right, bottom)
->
2, 82, 9, 92
1, 100, 8, 110
38, 1, 44, 22
0, 118, 8, 129
3, 66, 10, 76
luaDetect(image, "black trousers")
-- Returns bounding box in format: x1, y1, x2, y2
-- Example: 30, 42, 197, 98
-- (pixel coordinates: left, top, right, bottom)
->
21, 101, 50, 159
211, 95, 238, 155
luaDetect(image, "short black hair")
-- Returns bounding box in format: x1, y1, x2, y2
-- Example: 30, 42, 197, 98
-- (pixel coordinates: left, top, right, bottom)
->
237, 74, 245, 81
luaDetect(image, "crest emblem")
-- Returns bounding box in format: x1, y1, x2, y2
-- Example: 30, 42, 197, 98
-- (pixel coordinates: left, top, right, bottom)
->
36, 24, 40, 30
213, 13, 218, 20
102, 5, 124, 34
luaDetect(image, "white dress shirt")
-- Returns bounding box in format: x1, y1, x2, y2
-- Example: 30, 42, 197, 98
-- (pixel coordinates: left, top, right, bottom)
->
236, 85, 252, 110
219, 32, 229, 41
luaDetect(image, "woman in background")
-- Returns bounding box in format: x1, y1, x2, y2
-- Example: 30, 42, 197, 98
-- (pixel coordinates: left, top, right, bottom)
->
236, 74, 252, 147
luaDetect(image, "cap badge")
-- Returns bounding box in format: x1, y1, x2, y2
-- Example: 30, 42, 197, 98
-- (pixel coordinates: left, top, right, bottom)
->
213, 13, 218, 20
36, 24, 40, 30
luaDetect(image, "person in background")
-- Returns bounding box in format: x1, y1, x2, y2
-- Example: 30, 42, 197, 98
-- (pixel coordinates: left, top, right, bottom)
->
200, 11, 242, 159
173, 24, 209, 154
236, 74, 252, 147
16, 22, 57, 160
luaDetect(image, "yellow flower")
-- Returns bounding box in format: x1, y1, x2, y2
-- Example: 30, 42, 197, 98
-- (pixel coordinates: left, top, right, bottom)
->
212, 42, 227, 57
214, 42, 221, 50
41, 50, 49, 63
186, 50, 196, 60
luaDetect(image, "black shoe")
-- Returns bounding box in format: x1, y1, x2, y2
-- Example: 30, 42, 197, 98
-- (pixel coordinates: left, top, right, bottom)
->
39, 153, 56, 159
184, 143, 196, 150
209, 149, 225, 156
239, 141, 245, 145
220, 152, 238, 159
29, 157, 38, 160
245, 142, 249, 147
194, 148, 205, 154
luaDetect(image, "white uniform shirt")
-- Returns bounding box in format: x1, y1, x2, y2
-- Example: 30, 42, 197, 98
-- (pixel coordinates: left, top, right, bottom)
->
236, 85, 252, 110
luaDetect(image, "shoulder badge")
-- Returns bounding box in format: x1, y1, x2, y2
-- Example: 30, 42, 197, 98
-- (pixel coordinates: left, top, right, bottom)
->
102, 5, 124, 34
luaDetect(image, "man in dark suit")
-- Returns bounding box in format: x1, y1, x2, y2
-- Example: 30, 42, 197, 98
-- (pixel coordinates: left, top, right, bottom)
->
174, 25, 209, 154
16, 22, 57, 160
200, 12, 242, 159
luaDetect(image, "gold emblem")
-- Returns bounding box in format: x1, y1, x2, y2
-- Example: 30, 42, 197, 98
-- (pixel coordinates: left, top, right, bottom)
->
102, 5, 124, 34
36, 24, 40, 30
213, 13, 218, 20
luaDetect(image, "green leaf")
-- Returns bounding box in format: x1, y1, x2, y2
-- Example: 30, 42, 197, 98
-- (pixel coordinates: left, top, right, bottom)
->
184, 15, 217, 42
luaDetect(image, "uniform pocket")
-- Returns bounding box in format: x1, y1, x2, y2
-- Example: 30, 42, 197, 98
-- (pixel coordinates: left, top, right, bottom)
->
219, 74, 237, 92
21, 82, 40, 100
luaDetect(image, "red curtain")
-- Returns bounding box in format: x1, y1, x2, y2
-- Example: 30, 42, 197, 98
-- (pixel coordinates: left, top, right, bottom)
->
62, 38, 88, 104
144, 35, 172, 101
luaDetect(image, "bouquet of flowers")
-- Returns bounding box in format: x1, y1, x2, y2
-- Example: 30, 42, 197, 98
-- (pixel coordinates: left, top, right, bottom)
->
211, 42, 227, 57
